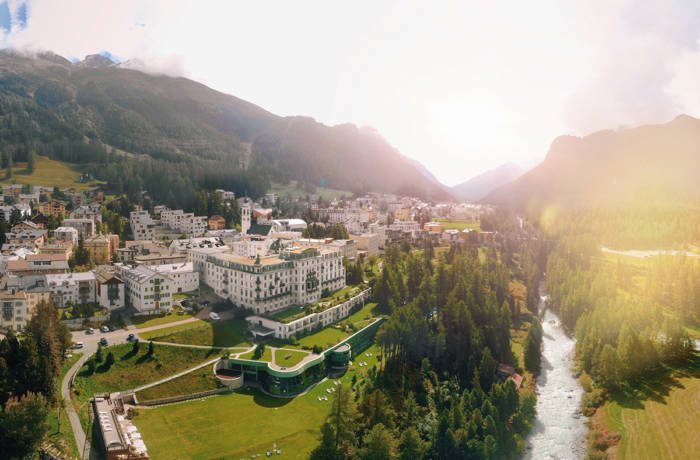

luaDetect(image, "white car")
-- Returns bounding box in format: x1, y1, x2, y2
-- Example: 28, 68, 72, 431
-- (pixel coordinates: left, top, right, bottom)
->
74, 342, 84, 349
209, 312, 220, 321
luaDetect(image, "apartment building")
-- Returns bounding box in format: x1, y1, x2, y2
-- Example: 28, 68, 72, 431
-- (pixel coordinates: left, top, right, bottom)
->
54, 226, 79, 245
160, 209, 207, 237
62, 218, 96, 239
116, 264, 174, 315
129, 210, 159, 240
45, 272, 96, 307
152, 262, 199, 293
0, 291, 29, 331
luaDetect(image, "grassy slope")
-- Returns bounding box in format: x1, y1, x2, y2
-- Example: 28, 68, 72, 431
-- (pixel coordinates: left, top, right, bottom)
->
270, 181, 351, 201
132, 311, 196, 329
239, 347, 274, 362
594, 356, 700, 459
139, 318, 252, 348
135, 344, 382, 460
435, 219, 481, 231
72, 343, 219, 425
0, 156, 102, 190
45, 352, 83, 459
136, 365, 222, 402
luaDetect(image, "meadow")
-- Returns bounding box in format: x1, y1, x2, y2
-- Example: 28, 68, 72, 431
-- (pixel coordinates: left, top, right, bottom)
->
0, 155, 102, 190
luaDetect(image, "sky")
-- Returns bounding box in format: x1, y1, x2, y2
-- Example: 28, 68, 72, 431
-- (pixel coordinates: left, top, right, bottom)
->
2, 0, 700, 185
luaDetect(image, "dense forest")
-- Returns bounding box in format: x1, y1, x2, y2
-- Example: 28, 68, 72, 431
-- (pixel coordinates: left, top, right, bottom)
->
0, 302, 71, 459
544, 210, 697, 395
311, 217, 544, 459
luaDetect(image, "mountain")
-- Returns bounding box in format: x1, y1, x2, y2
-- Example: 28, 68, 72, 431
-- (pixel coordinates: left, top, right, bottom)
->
451, 162, 524, 201
484, 115, 700, 209
0, 50, 450, 202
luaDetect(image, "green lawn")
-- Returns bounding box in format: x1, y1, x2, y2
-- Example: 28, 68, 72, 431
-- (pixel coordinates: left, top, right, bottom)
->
239, 347, 274, 362
136, 365, 222, 402
593, 356, 700, 459
72, 343, 219, 424
135, 344, 383, 460
45, 353, 83, 459
132, 311, 197, 329
0, 155, 102, 190
271, 181, 350, 201
270, 305, 308, 323
139, 318, 252, 348
435, 219, 480, 231
274, 349, 311, 367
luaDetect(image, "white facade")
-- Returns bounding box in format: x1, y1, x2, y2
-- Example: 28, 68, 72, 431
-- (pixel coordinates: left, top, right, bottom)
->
129, 210, 159, 240
389, 220, 421, 237
116, 264, 174, 315
188, 245, 230, 286
271, 218, 307, 232
0, 203, 31, 222
160, 209, 207, 237
240, 200, 252, 235
152, 262, 199, 293
247, 288, 371, 339
62, 218, 96, 239
204, 245, 345, 314
54, 226, 79, 245
0, 291, 29, 331
45, 272, 96, 307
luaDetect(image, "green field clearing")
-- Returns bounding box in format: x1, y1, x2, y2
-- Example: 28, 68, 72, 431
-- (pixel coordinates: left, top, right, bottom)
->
271, 181, 350, 201
139, 318, 251, 348
136, 365, 221, 402
0, 156, 102, 190
274, 349, 311, 367
134, 344, 382, 459
132, 310, 196, 329
435, 219, 481, 231
594, 356, 700, 459
239, 346, 274, 362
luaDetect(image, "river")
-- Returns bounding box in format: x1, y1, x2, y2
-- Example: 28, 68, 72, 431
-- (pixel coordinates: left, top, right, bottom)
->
525, 294, 587, 459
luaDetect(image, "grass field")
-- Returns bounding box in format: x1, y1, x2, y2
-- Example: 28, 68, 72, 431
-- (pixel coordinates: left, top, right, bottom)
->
134, 344, 382, 460
132, 310, 196, 329
275, 349, 311, 367
435, 219, 481, 231
0, 156, 102, 190
593, 355, 700, 459
139, 318, 252, 348
270, 181, 350, 201
136, 365, 221, 402
72, 343, 219, 424
239, 346, 274, 362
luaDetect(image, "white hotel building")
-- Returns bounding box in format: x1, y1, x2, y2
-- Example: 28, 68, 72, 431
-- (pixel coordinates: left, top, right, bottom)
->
204, 245, 345, 314
152, 262, 199, 293
116, 264, 174, 315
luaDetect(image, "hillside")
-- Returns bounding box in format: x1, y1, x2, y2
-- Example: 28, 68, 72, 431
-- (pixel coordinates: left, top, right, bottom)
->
0, 50, 450, 204
451, 162, 524, 201
484, 115, 700, 209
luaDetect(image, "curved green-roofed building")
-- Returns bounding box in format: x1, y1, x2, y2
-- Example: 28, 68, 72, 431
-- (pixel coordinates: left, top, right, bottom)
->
220, 318, 383, 397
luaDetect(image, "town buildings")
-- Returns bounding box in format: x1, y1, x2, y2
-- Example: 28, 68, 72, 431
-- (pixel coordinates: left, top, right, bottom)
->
116, 264, 174, 315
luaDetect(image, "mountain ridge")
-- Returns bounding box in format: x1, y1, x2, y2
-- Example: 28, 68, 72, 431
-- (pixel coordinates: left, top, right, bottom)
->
451, 162, 524, 202
483, 115, 700, 209
0, 49, 451, 201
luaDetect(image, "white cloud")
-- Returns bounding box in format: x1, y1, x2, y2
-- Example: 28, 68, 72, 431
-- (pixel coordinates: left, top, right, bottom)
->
2, 0, 700, 184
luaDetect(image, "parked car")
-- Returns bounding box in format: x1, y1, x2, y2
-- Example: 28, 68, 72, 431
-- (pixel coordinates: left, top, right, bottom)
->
209, 312, 220, 321
201, 300, 210, 306
86, 328, 95, 335
100, 325, 110, 333
73, 342, 84, 349
99, 338, 108, 346
126, 333, 137, 342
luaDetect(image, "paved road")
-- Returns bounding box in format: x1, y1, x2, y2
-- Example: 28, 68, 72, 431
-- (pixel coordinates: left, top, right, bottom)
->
61, 306, 231, 459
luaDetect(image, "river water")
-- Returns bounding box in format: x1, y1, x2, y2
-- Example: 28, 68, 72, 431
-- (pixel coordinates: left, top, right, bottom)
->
525, 294, 587, 459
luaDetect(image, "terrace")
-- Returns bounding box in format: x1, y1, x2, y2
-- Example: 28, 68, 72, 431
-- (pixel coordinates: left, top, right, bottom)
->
266, 285, 365, 324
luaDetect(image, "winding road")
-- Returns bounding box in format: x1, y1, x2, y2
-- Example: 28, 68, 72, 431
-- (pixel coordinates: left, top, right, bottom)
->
61, 308, 225, 459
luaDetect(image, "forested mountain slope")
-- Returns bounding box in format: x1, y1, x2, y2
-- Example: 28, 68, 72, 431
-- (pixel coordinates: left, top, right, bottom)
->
484, 115, 700, 210
0, 50, 450, 204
